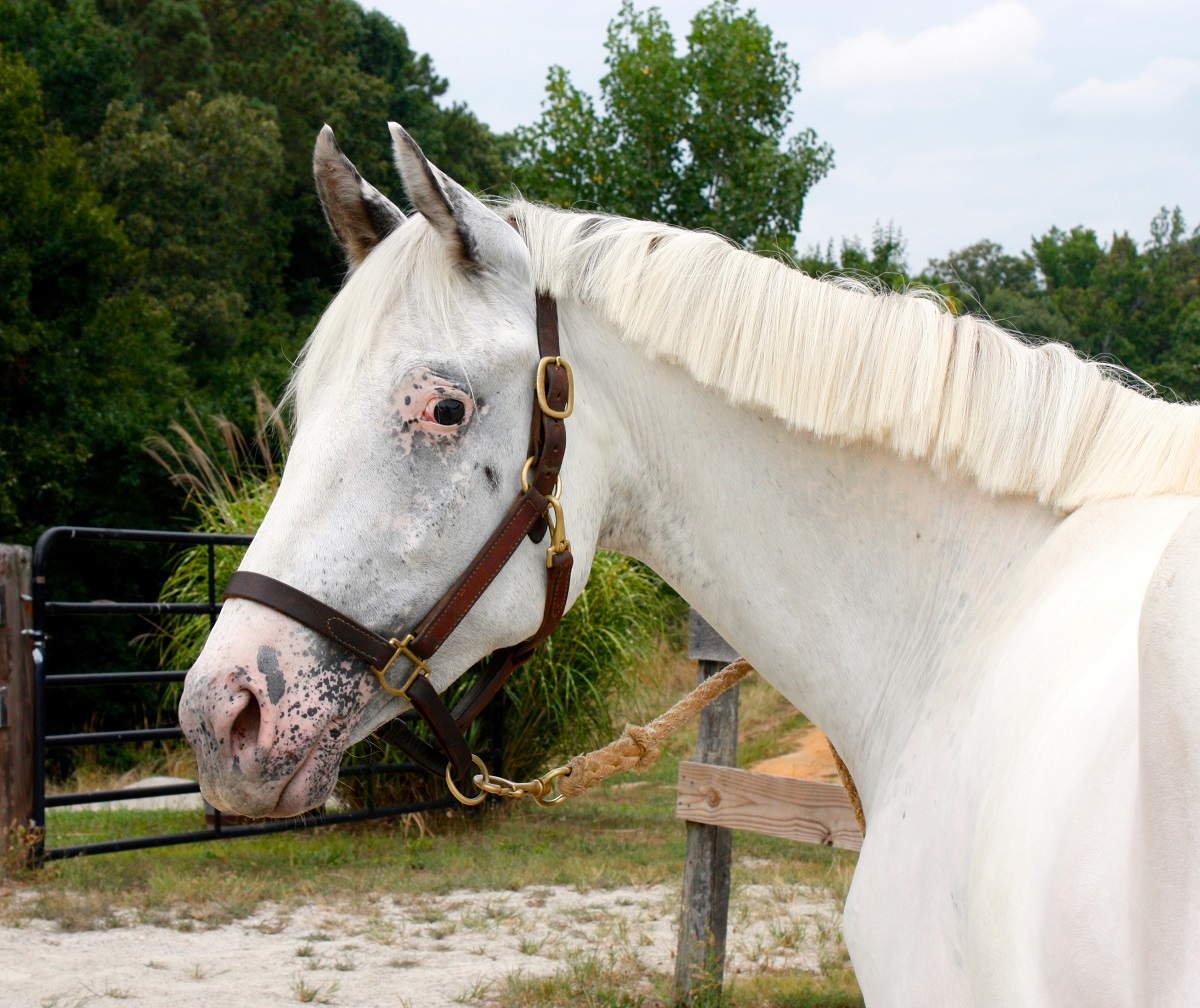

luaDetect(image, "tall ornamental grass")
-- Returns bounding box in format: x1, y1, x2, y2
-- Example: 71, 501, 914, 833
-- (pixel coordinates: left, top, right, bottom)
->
146, 390, 285, 675
150, 401, 678, 804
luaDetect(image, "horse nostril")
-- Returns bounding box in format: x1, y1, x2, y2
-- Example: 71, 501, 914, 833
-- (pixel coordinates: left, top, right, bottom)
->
230, 689, 262, 755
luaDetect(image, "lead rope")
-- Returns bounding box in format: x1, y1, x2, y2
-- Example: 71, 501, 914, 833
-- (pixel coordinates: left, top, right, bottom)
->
446, 658, 754, 807
828, 740, 866, 834
449, 656, 867, 836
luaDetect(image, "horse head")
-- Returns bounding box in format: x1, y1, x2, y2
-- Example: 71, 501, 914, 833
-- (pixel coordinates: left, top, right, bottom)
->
179, 124, 598, 817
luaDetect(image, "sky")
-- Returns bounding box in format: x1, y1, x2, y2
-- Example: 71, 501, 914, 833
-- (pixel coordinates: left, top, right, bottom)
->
368, 0, 1199, 269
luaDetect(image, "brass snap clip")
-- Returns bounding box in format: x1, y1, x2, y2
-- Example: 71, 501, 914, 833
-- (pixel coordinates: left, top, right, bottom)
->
445, 756, 572, 808
543, 494, 571, 567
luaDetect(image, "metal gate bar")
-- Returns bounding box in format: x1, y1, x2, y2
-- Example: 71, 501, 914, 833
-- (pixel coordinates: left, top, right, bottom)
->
29, 526, 480, 863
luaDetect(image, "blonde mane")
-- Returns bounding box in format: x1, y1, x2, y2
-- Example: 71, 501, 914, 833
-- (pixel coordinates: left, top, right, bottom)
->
509, 201, 1200, 512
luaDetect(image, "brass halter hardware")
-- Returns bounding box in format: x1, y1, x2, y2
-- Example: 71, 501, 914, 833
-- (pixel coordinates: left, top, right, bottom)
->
543, 494, 570, 568
445, 754, 570, 807
537, 356, 574, 418
370, 634, 432, 698
521, 456, 561, 498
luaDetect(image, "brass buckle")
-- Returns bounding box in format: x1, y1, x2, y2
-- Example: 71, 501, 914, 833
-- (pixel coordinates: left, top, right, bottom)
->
536, 356, 574, 419
371, 634, 432, 698
544, 494, 570, 567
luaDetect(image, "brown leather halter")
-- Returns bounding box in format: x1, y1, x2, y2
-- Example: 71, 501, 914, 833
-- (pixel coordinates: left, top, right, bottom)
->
222, 292, 574, 782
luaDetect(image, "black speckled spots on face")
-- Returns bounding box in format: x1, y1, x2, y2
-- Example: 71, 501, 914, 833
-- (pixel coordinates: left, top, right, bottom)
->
258, 646, 286, 704
484, 465, 499, 491
404, 395, 411, 406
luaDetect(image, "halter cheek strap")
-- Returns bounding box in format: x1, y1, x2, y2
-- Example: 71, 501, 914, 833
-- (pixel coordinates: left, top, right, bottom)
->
222, 292, 574, 781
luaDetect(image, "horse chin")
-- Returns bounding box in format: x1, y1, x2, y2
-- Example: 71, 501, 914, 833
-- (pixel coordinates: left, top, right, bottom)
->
197, 732, 343, 819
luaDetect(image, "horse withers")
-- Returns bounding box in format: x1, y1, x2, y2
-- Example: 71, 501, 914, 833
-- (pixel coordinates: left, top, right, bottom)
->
180, 122, 1200, 1006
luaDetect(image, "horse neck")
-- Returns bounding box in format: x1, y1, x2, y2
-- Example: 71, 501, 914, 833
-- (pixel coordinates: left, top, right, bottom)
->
562, 301, 1062, 806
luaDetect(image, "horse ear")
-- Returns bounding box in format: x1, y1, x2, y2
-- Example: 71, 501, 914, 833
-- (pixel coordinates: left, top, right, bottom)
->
313, 125, 405, 267
388, 121, 490, 270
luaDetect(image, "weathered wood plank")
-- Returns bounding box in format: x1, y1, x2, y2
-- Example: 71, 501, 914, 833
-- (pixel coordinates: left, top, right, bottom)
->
676, 761, 863, 853
687, 610, 739, 664
0, 544, 34, 865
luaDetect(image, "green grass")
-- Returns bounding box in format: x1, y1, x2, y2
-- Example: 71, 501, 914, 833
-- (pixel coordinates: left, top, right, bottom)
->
11, 598, 859, 1008
9, 749, 854, 931
4, 669, 862, 1007
489, 950, 863, 1008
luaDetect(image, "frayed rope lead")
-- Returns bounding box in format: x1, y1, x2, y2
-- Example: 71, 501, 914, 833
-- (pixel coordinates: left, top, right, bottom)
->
556, 658, 754, 799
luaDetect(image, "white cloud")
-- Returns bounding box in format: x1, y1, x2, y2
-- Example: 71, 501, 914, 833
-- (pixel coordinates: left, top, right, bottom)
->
809, 2, 1044, 94
1052, 56, 1200, 115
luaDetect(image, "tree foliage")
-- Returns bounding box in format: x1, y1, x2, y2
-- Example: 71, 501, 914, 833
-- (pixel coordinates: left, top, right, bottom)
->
0, 0, 509, 542
798, 223, 912, 290
513, 0, 833, 252
0, 47, 183, 539
89, 92, 292, 387
928, 209, 1200, 400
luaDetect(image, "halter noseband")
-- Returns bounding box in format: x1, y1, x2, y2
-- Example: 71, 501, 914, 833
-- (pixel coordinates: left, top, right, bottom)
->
222, 292, 574, 784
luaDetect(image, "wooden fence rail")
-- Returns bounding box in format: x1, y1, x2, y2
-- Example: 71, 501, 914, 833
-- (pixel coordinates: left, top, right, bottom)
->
672, 611, 861, 1006
676, 762, 862, 852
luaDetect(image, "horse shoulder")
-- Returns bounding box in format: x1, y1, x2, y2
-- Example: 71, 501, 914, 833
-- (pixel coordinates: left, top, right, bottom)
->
1136, 498, 1200, 1004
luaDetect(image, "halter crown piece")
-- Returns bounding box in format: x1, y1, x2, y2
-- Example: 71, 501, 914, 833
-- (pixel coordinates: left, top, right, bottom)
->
222, 292, 575, 799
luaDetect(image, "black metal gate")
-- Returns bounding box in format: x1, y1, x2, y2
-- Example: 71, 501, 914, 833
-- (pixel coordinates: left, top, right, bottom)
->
30, 526, 486, 862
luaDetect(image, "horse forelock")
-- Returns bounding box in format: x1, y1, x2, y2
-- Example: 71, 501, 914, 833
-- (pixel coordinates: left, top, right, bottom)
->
507, 199, 1200, 512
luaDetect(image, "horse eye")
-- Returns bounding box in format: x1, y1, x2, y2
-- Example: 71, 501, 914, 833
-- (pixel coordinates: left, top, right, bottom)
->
432, 398, 466, 426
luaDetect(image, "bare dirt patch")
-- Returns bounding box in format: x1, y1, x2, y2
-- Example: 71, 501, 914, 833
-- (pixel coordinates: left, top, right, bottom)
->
1, 875, 842, 1007
750, 724, 841, 782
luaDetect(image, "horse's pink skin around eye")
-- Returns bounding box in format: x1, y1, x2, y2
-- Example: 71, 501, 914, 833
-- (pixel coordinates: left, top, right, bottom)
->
388, 369, 474, 453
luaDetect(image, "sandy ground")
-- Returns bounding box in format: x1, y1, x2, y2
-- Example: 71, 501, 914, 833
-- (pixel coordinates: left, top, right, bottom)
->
7, 737, 846, 1007
750, 724, 841, 782
1, 873, 841, 1008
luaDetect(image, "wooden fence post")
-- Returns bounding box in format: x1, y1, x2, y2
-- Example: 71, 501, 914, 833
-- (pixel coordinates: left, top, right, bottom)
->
674, 610, 740, 1006
0, 544, 34, 867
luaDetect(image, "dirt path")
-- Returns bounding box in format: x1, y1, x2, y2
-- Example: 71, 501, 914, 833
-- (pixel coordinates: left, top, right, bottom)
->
750, 724, 842, 782
2, 875, 841, 1007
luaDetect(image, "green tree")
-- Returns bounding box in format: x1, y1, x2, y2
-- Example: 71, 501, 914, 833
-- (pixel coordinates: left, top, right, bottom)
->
927, 239, 1037, 307
193, 0, 510, 314
89, 91, 292, 392
799, 223, 912, 289
514, 0, 832, 251
927, 210, 1200, 401
0, 47, 185, 540
0, 0, 135, 138
124, 0, 217, 108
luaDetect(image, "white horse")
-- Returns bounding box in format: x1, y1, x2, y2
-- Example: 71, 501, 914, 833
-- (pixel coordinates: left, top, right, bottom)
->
180, 122, 1200, 1006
